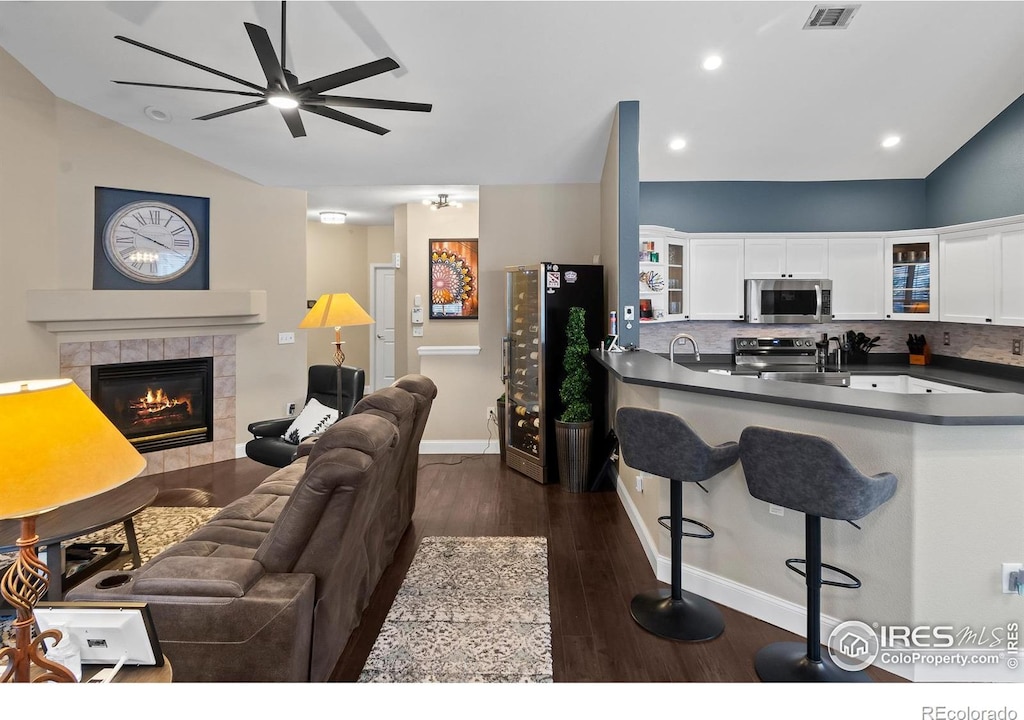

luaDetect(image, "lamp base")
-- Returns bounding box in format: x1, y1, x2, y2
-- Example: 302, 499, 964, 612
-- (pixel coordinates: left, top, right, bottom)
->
0, 517, 76, 683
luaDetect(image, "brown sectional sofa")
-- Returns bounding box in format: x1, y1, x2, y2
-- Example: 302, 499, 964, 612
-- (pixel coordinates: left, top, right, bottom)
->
68, 374, 437, 682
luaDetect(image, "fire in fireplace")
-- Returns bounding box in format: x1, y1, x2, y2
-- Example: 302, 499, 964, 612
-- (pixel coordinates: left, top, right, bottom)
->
92, 358, 214, 453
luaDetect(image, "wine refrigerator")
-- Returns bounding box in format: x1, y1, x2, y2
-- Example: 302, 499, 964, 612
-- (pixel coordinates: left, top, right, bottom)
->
503, 263, 605, 484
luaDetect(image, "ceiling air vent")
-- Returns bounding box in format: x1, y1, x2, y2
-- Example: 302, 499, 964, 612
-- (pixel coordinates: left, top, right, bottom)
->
803, 4, 860, 29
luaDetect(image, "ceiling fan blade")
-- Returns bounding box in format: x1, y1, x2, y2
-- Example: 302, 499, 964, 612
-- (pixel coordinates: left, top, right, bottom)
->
293, 58, 400, 95
307, 96, 432, 113
302, 105, 390, 135
115, 35, 266, 92
279, 107, 307, 138
244, 22, 288, 91
113, 80, 265, 98
194, 100, 267, 121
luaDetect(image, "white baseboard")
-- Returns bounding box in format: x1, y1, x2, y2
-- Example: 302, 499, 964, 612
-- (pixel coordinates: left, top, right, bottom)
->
613, 470, 917, 682
419, 439, 500, 455
235, 442, 247, 459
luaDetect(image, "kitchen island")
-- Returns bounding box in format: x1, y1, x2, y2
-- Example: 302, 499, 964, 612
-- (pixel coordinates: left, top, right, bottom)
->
594, 349, 1024, 682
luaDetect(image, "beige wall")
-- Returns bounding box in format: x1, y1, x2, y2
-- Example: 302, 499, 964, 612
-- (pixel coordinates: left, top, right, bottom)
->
0, 47, 309, 444
305, 221, 371, 372
411, 185, 601, 443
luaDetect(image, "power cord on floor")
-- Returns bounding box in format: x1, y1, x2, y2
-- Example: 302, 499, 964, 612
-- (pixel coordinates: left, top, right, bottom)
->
419, 410, 497, 467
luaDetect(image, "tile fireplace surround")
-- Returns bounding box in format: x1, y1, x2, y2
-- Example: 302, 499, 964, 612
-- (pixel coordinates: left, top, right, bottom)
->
59, 334, 236, 475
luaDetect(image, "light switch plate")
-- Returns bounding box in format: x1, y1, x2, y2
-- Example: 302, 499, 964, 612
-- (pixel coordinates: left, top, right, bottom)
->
278, 332, 295, 345
412, 326, 424, 337
623, 305, 635, 321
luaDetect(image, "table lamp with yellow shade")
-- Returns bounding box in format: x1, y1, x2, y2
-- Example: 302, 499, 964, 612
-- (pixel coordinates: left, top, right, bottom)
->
0, 379, 146, 683
299, 293, 374, 411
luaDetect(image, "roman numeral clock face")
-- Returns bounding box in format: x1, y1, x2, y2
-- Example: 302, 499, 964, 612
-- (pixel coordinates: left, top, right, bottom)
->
102, 201, 199, 282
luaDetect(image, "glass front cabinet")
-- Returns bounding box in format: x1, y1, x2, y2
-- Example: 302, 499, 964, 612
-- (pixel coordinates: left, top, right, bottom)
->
884, 234, 938, 321
638, 225, 688, 322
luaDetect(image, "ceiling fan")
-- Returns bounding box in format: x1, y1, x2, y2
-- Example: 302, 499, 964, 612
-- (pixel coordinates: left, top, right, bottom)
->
112, 1, 432, 138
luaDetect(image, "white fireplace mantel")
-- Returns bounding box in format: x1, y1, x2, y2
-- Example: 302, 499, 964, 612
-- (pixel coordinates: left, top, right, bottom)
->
26, 289, 266, 332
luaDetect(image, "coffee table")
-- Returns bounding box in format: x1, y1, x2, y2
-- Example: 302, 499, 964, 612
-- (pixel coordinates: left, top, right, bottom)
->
0, 479, 158, 601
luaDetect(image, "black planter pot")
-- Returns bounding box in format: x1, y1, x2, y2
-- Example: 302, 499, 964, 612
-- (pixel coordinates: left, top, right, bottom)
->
555, 419, 593, 493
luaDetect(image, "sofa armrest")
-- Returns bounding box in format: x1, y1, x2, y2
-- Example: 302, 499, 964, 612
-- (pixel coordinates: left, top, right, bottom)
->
248, 417, 294, 438
131, 557, 264, 597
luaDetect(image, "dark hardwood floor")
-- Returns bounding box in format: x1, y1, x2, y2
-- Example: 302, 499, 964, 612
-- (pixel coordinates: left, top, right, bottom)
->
151, 453, 900, 683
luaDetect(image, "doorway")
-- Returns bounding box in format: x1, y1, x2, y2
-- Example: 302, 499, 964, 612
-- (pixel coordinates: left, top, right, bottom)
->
371, 264, 396, 391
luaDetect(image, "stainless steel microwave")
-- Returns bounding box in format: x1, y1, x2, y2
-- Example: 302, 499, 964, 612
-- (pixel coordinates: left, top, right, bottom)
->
745, 278, 832, 324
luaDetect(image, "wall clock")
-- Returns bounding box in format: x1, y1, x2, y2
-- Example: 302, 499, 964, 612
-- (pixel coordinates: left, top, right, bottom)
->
94, 187, 210, 290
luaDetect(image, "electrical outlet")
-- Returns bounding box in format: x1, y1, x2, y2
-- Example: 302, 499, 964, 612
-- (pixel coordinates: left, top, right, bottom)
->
278, 332, 295, 345
1013, 339, 1022, 356
635, 474, 643, 492
769, 504, 785, 517
486, 406, 495, 421
285, 402, 296, 416
943, 332, 951, 346
1002, 563, 1024, 594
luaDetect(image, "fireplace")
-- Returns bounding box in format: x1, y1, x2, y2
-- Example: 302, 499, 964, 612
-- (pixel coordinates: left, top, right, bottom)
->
92, 358, 214, 453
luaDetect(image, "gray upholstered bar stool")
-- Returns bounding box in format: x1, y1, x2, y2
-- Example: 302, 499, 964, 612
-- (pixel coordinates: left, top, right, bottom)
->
738, 426, 897, 682
616, 407, 739, 642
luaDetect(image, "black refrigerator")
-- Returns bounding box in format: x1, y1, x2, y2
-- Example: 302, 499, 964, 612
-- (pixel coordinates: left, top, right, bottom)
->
503, 263, 605, 484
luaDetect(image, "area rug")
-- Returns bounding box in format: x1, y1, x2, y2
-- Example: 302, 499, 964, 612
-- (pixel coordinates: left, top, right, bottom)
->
1, 505, 221, 649
358, 535, 553, 683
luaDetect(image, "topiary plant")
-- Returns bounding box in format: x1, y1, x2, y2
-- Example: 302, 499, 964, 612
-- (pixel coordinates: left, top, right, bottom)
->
558, 306, 592, 423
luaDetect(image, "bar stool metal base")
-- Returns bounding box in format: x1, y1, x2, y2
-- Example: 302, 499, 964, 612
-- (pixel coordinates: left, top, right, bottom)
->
630, 588, 725, 642
755, 642, 871, 682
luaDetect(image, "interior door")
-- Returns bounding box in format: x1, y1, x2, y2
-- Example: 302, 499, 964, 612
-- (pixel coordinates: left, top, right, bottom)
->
372, 266, 396, 391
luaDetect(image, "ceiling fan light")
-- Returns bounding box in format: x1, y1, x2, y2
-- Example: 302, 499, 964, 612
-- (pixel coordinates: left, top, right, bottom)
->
319, 212, 347, 224
268, 93, 299, 110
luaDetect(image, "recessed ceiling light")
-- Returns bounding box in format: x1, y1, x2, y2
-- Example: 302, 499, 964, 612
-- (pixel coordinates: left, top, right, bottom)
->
882, 135, 901, 148
143, 105, 172, 122
669, 138, 687, 151
267, 93, 299, 110
702, 55, 723, 71
319, 212, 347, 224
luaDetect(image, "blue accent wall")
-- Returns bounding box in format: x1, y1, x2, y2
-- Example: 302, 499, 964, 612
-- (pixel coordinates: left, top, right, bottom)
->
925, 94, 1024, 227
640, 179, 926, 232
617, 101, 641, 348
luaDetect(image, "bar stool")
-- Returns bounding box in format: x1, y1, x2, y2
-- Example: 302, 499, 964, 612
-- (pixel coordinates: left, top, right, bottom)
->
738, 426, 897, 682
616, 407, 739, 642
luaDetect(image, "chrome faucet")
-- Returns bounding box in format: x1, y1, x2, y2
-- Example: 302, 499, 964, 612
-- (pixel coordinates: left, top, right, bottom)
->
669, 333, 701, 364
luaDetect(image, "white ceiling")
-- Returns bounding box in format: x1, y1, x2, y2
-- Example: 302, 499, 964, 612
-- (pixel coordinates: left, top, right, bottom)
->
1, 1, 1022, 226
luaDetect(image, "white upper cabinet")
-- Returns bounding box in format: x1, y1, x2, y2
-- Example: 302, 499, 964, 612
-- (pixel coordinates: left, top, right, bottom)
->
940, 221, 1024, 326
828, 238, 885, 320
885, 235, 938, 321
689, 238, 745, 320
744, 238, 828, 279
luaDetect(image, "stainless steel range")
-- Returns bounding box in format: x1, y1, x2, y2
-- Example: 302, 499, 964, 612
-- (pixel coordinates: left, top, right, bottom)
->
733, 336, 850, 386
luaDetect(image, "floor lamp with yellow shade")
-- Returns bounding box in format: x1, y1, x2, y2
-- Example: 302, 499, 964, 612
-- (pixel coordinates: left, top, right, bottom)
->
299, 293, 374, 411
0, 379, 146, 683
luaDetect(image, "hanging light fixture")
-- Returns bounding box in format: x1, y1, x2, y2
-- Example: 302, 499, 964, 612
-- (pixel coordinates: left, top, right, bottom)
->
319, 212, 347, 224
423, 194, 462, 211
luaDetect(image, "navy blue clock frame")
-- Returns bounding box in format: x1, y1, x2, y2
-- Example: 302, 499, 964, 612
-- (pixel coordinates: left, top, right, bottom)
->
93, 186, 210, 290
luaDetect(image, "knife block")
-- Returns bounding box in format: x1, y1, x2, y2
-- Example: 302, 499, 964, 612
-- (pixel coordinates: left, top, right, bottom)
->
909, 345, 932, 365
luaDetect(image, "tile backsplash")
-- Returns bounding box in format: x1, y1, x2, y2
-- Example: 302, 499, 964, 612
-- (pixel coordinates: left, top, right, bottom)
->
640, 320, 1024, 367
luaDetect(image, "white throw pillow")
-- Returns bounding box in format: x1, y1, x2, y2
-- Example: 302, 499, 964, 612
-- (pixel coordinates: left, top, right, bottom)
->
281, 398, 339, 444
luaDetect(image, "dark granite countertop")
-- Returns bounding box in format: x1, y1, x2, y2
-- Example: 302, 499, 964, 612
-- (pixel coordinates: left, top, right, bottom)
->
594, 349, 1024, 426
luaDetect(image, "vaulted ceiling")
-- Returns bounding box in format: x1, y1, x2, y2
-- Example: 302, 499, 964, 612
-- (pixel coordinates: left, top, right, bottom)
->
2, 1, 1022, 224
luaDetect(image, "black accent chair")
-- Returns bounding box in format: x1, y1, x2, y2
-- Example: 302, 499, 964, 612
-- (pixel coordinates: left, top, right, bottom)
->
738, 426, 897, 682
245, 365, 365, 468
615, 407, 739, 642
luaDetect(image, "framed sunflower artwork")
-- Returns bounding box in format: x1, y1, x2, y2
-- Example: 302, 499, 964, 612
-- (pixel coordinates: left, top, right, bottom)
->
429, 239, 479, 319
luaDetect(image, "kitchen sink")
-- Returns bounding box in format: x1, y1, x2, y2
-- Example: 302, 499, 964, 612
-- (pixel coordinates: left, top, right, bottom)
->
758, 371, 851, 387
